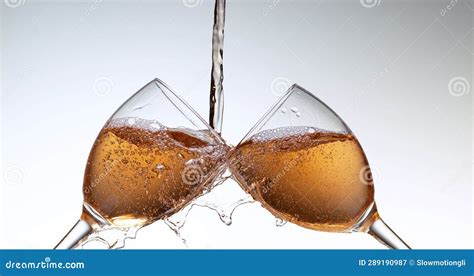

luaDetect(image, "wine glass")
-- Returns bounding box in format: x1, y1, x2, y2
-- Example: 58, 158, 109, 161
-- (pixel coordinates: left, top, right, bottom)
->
228, 84, 410, 249
55, 78, 229, 249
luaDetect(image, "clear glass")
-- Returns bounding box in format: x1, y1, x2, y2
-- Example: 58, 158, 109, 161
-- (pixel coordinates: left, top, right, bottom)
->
55, 78, 228, 249
229, 84, 410, 249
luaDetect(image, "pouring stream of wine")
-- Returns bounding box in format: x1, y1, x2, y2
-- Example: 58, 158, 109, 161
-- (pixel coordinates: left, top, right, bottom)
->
209, 0, 226, 133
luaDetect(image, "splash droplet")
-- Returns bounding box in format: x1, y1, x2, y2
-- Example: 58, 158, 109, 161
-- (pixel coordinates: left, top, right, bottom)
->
275, 217, 287, 227
164, 216, 189, 247
77, 226, 141, 250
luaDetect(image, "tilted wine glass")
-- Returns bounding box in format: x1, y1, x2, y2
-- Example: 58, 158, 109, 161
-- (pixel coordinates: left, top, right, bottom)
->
55, 78, 229, 249
228, 84, 410, 249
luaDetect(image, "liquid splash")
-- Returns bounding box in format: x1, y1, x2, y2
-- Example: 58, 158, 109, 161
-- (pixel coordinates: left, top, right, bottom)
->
163, 174, 254, 244
209, 0, 226, 133
76, 225, 141, 249
275, 217, 287, 227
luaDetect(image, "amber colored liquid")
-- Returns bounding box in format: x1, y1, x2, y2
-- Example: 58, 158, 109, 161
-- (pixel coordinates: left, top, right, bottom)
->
229, 127, 375, 232
82, 118, 228, 226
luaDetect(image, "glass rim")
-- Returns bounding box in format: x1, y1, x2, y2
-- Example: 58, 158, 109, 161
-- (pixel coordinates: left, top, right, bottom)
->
237, 83, 352, 145
109, 78, 226, 145
152, 78, 226, 144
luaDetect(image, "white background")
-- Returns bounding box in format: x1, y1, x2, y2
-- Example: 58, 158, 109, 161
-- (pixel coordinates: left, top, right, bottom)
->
1, 0, 472, 249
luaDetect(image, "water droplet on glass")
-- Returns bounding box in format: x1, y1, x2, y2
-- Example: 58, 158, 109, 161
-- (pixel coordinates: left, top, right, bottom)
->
133, 104, 151, 111
290, 107, 298, 113
177, 153, 184, 159
308, 127, 316, 134
281, 108, 287, 114
296, 112, 301, 117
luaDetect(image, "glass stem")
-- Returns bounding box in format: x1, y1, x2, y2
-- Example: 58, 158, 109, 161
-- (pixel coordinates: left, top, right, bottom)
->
368, 218, 411, 249
54, 219, 92, 249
